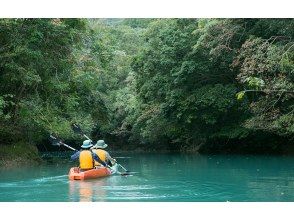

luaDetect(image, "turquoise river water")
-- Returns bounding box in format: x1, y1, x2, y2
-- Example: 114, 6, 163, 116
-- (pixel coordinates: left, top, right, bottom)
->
0, 152, 294, 202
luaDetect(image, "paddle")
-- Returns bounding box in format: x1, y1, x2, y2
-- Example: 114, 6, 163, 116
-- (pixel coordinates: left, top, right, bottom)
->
70, 123, 131, 175
49, 134, 105, 165
49, 134, 77, 151
117, 163, 130, 173
49, 134, 129, 176
116, 170, 131, 176
71, 123, 91, 140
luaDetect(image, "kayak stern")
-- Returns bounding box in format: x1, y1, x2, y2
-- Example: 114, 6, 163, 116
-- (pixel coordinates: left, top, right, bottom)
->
69, 166, 112, 180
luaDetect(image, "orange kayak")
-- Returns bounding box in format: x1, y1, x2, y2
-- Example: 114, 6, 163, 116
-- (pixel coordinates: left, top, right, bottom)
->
69, 164, 118, 180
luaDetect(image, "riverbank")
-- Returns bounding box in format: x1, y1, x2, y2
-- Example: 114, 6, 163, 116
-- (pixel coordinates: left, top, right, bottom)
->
0, 142, 43, 168
2, 137, 293, 169
101, 135, 294, 155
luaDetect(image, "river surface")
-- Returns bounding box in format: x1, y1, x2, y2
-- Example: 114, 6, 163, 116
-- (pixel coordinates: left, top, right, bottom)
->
0, 152, 294, 202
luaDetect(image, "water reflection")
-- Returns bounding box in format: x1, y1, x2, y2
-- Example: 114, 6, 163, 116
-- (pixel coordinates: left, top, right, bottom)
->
68, 176, 121, 202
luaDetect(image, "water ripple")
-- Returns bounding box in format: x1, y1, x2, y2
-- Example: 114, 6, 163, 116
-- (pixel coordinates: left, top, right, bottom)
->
0, 174, 68, 188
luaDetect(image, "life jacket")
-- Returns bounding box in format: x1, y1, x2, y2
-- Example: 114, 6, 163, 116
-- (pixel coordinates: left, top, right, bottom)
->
79, 150, 94, 169
92, 149, 107, 166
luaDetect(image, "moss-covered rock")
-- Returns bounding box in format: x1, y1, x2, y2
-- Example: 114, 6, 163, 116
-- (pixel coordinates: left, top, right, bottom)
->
0, 142, 42, 167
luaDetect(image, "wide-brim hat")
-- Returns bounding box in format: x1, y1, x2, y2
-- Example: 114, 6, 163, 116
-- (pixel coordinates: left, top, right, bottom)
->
94, 144, 108, 149
81, 140, 93, 148
94, 140, 108, 149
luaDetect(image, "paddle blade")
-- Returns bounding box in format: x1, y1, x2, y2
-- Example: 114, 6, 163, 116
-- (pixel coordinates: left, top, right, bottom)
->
71, 123, 83, 134
120, 171, 138, 176
48, 134, 61, 146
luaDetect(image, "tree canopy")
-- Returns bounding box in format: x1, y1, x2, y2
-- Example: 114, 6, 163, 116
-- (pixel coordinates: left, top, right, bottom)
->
0, 18, 293, 153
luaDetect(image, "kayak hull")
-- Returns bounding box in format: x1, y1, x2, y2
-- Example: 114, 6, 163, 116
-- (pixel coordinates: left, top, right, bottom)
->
69, 164, 117, 180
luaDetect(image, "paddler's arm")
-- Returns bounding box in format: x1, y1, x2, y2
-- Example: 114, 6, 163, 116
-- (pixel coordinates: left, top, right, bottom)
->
70, 150, 80, 160
106, 152, 116, 164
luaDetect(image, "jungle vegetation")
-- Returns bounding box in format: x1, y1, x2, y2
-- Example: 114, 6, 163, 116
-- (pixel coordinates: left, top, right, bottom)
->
0, 18, 293, 155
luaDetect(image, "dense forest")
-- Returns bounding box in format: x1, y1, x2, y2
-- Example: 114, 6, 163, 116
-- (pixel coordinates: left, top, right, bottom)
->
0, 18, 293, 161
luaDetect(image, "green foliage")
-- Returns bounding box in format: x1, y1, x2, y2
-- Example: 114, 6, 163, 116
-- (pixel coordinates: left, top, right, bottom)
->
236, 91, 246, 100
234, 25, 294, 136
0, 19, 104, 143
0, 18, 293, 154
245, 77, 265, 89
129, 19, 251, 148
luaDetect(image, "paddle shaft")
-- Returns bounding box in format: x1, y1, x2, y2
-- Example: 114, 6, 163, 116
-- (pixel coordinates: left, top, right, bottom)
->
111, 164, 130, 176
49, 134, 128, 174
62, 143, 77, 151
83, 134, 91, 141
118, 163, 129, 172
71, 123, 92, 141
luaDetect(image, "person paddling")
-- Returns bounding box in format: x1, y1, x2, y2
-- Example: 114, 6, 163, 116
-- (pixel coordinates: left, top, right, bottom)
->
91, 140, 116, 167
71, 140, 107, 171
